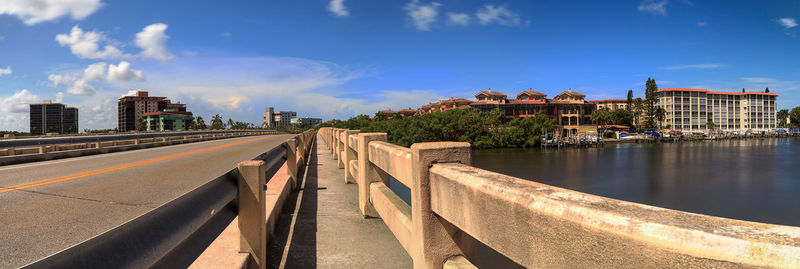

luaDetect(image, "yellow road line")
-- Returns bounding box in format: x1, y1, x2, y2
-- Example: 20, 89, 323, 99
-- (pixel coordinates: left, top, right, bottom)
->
0, 136, 272, 194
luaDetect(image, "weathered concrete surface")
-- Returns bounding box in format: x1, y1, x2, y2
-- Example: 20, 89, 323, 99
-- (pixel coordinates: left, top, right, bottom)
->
429, 163, 791, 268
369, 141, 413, 187
410, 142, 473, 269
189, 217, 249, 269
267, 135, 412, 268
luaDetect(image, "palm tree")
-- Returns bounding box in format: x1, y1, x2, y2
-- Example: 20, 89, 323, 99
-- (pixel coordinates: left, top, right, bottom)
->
777, 109, 789, 127
211, 114, 224, 129
227, 118, 234, 129
654, 107, 666, 129
591, 108, 612, 134
196, 116, 206, 129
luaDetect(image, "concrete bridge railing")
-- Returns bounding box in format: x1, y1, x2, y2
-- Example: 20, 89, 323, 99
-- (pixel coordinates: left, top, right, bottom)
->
318, 127, 800, 268
25, 130, 316, 269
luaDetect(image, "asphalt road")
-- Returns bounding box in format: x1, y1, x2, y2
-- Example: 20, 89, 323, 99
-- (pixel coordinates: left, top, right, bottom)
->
0, 134, 293, 268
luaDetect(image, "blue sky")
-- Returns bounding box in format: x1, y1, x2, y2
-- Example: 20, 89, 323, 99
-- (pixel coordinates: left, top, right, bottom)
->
0, 0, 799, 131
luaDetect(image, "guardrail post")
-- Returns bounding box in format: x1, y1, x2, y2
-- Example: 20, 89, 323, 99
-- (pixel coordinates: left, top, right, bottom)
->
134, 139, 140, 145
332, 129, 340, 158
286, 138, 298, 189
343, 130, 360, 183
237, 160, 267, 269
7, 147, 15, 156
356, 133, 388, 217
410, 142, 472, 268
95, 142, 101, 148
337, 130, 346, 168
39, 145, 45, 154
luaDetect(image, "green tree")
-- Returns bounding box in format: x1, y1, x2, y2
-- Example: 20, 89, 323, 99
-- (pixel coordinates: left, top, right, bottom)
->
777, 109, 789, 127
211, 114, 224, 129
196, 116, 206, 129
136, 117, 147, 132
765, 87, 770, 93
706, 121, 717, 130
644, 77, 659, 129
626, 89, 633, 111
654, 107, 666, 129
631, 98, 645, 131
790, 107, 800, 127
742, 88, 746, 93
226, 118, 234, 129
610, 109, 634, 126
591, 108, 612, 135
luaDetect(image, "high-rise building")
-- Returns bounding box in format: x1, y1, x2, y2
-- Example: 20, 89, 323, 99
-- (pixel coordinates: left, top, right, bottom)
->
656, 88, 778, 131
117, 91, 187, 132
29, 100, 78, 135
262, 107, 297, 128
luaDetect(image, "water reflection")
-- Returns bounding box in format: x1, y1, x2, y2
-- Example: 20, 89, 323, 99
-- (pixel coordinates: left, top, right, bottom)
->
472, 138, 800, 226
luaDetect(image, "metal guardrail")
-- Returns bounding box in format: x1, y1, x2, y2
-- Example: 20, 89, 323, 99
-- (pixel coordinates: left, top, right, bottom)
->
23, 130, 316, 269
0, 130, 281, 149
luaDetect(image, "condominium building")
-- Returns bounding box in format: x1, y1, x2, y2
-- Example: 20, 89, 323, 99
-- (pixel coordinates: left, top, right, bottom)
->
143, 110, 194, 132
656, 88, 777, 131
589, 99, 629, 111
470, 88, 597, 136
263, 107, 297, 128
118, 91, 187, 132
29, 100, 79, 135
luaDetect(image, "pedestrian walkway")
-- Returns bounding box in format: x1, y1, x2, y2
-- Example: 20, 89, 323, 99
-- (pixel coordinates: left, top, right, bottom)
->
267, 135, 412, 268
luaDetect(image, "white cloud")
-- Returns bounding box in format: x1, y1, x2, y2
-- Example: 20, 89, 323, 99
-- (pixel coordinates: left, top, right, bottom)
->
120, 90, 139, 98
67, 79, 95, 96
0, 36, 5, 41
0, 0, 103, 25
55, 92, 64, 103
779, 18, 797, 29
638, 0, 668, 16
48, 73, 75, 87
1, 89, 39, 113
220, 32, 232, 37
475, 5, 523, 26
697, 21, 707, 27
328, 0, 349, 17
741, 77, 777, 84
107, 61, 144, 82
446, 12, 470, 26
404, 0, 441, 31
0, 66, 11, 76
135, 23, 174, 61
183, 51, 198, 57
55, 25, 126, 59
663, 63, 723, 70
83, 62, 107, 81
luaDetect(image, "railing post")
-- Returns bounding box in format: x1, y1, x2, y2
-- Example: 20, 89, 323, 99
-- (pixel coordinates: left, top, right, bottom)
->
356, 133, 388, 217
343, 130, 360, 183
410, 142, 472, 268
39, 145, 45, 154
332, 129, 339, 158
237, 160, 267, 269
286, 138, 298, 189
337, 131, 347, 169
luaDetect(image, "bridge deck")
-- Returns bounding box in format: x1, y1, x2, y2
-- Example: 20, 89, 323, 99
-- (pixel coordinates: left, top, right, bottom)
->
267, 135, 412, 268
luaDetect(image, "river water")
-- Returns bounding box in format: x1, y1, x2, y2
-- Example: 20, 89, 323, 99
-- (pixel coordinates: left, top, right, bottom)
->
471, 138, 800, 226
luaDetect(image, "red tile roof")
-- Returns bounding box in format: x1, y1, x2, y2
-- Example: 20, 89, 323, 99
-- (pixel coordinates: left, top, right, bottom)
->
475, 88, 507, 98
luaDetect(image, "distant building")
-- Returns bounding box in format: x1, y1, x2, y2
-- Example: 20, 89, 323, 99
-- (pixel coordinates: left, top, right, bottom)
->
143, 110, 193, 132
263, 107, 297, 127
29, 100, 78, 135
118, 91, 187, 132
656, 88, 778, 131
470, 88, 597, 136
296, 117, 322, 126
589, 99, 629, 111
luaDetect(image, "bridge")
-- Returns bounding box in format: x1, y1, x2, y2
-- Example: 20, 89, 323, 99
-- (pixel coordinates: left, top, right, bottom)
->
1, 128, 799, 268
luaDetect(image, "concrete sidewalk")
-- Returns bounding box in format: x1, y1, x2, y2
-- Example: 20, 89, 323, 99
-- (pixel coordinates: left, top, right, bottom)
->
267, 135, 412, 268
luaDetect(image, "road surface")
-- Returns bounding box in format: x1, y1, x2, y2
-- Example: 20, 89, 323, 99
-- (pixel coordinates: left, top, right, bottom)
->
0, 134, 292, 268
